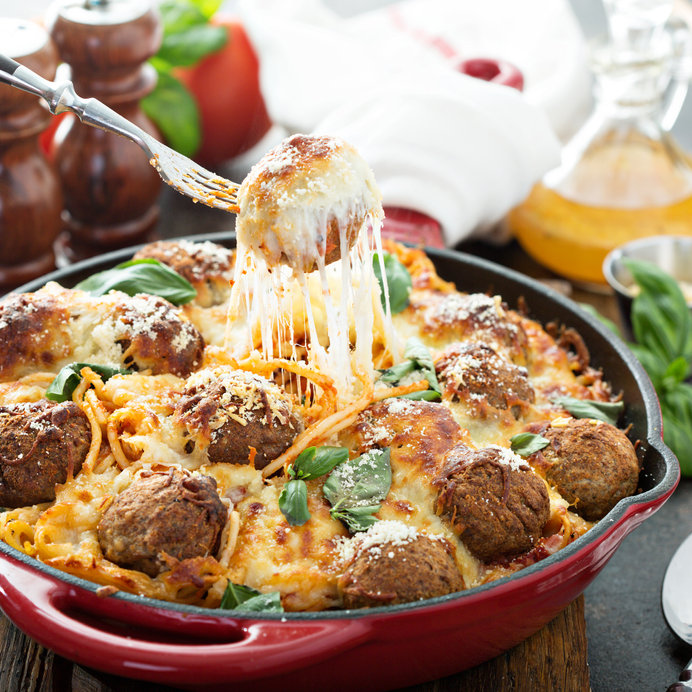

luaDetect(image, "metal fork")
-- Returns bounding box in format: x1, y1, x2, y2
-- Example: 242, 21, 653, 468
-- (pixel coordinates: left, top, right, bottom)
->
0, 53, 240, 213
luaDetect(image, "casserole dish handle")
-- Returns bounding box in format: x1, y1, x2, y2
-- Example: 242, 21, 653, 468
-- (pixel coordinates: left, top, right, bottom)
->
0, 555, 371, 683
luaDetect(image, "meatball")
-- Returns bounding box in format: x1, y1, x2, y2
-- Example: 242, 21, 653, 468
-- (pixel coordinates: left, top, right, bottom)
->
107, 293, 204, 377
0, 400, 91, 507
175, 367, 303, 469
133, 240, 234, 307
236, 134, 380, 272
434, 444, 550, 562
0, 290, 72, 382
97, 468, 227, 577
435, 342, 535, 412
349, 398, 464, 477
537, 418, 640, 521
412, 291, 528, 361
338, 523, 463, 608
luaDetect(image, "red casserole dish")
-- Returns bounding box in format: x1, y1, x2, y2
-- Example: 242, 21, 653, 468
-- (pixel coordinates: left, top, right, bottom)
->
0, 233, 678, 691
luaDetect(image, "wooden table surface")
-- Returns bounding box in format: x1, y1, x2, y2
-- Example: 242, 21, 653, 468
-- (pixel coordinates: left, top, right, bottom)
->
0, 189, 622, 692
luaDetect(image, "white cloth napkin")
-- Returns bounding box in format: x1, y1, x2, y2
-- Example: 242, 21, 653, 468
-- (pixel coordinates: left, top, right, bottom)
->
238, 0, 591, 245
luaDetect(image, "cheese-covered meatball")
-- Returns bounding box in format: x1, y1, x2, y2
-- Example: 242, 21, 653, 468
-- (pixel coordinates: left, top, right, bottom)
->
175, 367, 303, 469
536, 418, 640, 520
0, 286, 204, 381
133, 240, 234, 307
0, 400, 91, 507
434, 444, 550, 562
107, 293, 204, 377
412, 291, 528, 362
236, 134, 382, 272
0, 290, 72, 382
97, 468, 227, 577
338, 522, 463, 608
435, 342, 534, 413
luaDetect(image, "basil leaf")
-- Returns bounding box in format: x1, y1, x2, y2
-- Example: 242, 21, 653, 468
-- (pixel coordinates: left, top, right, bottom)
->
278, 479, 311, 526
291, 446, 349, 481
330, 505, 381, 533
158, 0, 207, 34
76, 258, 196, 305
190, 0, 223, 19
141, 71, 201, 157
158, 24, 227, 68
553, 396, 624, 426
510, 432, 549, 457
46, 363, 130, 403
625, 259, 692, 364
378, 360, 417, 384
405, 337, 441, 393
398, 389, 441, 401
660, 383, 692, 476
662, 356, 691, 389
378, 338, 441, 397
373, 252, 412, 314
324, 449, 391, 531
219, 582, 283, 613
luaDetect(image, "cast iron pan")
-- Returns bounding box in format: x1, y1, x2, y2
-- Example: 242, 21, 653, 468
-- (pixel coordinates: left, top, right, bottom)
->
0, 232, 678, 691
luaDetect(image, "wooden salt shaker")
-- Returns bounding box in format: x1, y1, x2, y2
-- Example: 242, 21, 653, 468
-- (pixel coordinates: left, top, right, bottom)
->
47, 0, 163, 262
0, 20, 62, 289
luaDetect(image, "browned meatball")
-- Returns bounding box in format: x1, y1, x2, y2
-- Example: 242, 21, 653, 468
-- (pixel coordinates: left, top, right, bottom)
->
133, 240, 234, 307
97, 468, 227, 577
435, 342, 535, 412
338, 526, 463, 608
111, 293, 204, 377
175, 367, 303, 469
0, 400, 91, 507
0, 291, 72, 382
412, 291, 528, 362
434, 444, 550, 562
537, 418, 640, 521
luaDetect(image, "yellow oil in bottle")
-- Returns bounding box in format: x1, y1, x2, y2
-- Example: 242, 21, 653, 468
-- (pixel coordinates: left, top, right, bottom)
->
508, 134, 692, 286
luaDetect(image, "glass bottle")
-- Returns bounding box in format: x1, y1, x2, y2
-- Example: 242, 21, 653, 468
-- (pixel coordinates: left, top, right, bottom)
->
507, 0, 692, 286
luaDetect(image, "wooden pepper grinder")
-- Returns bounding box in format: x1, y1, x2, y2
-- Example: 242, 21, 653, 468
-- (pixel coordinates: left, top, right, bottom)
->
47, 0, 163, 262
0, 19, 63, 289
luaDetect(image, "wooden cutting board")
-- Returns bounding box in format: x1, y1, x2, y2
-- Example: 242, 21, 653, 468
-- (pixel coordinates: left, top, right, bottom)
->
0, 597, 589, 691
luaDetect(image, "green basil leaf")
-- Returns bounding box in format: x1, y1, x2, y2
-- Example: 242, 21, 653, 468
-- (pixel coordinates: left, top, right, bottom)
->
660, 384, 692, 476
278, 479, 311, 526
292, 446, 349, 481
509, 432, 549, 457
76, 258, 197, 305
323, 448, 391, 521
141, 71, 201, 157
158, 24, 227, 68
405, 337, 441, 393
397, 389, 441, 401
158, 0, 207, 34
625, 259, 692, 363
189, 0, 223, 20
373, 252, 412, 314
553, 396, 624, 426
662, 356, 691, 389
219, 582, 283, 612
46, 363, 131, 403
578, 303, 621, 336
330, 505, 381, 533
378, 360, 417, 384
233, 591, 283, 613
378, 338, 440, 395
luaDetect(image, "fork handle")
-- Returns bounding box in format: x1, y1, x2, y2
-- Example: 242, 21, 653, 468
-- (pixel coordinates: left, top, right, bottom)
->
0, 52, 150, 152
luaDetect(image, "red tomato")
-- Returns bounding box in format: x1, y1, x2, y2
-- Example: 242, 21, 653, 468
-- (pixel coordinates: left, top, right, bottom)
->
39, 112, 74, 158
176, 16, 272, 166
